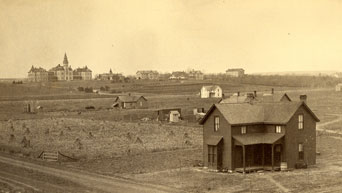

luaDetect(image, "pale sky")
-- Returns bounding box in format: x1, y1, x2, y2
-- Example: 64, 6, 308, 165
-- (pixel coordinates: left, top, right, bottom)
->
1, 0, 342, 78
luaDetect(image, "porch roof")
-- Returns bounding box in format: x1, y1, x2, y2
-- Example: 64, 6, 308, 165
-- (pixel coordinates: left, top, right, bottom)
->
206, 135, 223, 145
233, 133, 284, 145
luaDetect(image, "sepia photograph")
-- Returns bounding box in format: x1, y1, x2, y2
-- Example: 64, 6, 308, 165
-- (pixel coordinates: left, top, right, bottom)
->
1, 0, 342, 192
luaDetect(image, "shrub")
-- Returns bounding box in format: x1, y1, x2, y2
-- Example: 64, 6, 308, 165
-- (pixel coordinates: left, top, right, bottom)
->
84, 87, 93, 93
77, 87, 84, 91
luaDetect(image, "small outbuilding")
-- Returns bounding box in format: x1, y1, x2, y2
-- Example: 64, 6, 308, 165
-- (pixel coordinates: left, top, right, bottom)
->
336, 83, 342, 91
113, 95, 148, 109
169, 111, 181, 122
200, 85, 223, 98
157, 108, 182, 122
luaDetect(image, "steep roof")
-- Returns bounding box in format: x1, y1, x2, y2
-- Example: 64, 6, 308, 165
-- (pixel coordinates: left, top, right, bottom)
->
200, 101, 319, 125
49, 64, 65, 71
74, 66, 92, 73
28, 66, 48, 73
219, 93, 291, 104
115, 95, 147, 102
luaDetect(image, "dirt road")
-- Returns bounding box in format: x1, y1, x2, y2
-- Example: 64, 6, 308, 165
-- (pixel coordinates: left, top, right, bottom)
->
317, 114, 342, 136
0, 155, 182, 193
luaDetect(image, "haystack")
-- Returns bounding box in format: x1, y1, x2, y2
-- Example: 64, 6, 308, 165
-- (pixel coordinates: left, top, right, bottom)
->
9, 134, 15, 143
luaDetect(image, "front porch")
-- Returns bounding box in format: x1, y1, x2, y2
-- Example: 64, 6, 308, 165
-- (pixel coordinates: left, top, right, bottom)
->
235, 166, 281, 173
233, 133, 285, 173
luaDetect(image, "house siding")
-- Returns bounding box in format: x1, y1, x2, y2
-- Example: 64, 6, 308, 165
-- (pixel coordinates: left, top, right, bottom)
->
285, 105, 316, 169
203, 108, 232, 170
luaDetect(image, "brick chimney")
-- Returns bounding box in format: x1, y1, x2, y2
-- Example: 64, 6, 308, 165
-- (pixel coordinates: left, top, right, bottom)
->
254, 91, 257, 97
300, 95, 307, 102
237, 92, 240, 96
271, 88, 274, 94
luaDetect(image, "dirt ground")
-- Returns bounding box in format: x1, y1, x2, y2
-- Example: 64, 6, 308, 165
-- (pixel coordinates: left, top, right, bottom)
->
121, 135, 342, 193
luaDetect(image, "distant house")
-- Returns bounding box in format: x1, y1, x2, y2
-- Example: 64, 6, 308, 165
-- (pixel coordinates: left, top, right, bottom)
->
188, 70, 204, 80
170, 71, 188, 80
200, 94, 319, 172
113, 95, 148, 109
136, 71, 159, 80
336, 83, 342, 91
157, 108, 182, 122
200, 85, 223, 98
73, 66, 92, 80
27, 66, 49, 82
226, 68, 245, 77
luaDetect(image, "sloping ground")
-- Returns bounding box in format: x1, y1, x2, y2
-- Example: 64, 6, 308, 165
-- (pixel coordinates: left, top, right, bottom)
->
0, 118, 202, 160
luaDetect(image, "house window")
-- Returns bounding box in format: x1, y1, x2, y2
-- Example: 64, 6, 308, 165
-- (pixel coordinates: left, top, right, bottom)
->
214, 116, 220, 131
298, 114, 304, 129
208, 145, 216, 164
275, 126, 282, 133
241, 126, 247, 134
298, 143, 304, 160
140, 101, 143, 107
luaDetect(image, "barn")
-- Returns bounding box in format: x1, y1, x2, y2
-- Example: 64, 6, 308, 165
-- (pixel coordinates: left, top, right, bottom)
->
113, 95, 148, 109
200, 94, 319, 172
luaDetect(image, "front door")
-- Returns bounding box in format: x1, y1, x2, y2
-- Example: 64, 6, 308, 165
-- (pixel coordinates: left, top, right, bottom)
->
208, 145, 222, 169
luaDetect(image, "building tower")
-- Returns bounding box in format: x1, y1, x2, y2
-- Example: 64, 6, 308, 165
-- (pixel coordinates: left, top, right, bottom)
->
63, 53, 69, 80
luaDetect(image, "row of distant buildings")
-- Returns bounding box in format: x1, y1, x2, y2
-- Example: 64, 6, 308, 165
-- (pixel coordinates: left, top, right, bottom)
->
135, 68, 245, 80
28, 53, 92, 82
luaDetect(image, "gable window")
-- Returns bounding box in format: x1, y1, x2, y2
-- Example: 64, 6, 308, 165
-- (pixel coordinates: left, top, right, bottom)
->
298, 143, 304, 160
214, 116, 220, 131
140, 101, 143, 107
275, 126, 282, 133
241, 126, 247, 134
208, 145, 216, 165
298, 114, 304, 130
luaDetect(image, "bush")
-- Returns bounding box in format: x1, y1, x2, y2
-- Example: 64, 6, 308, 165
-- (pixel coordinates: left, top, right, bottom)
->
77, 87, 84, 91
84, 87, 93, 93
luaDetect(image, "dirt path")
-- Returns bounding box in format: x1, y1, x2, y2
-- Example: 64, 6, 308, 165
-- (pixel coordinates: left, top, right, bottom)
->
0, 155, 182, 193
317, 114, 342, 135
261, 175, 290, 193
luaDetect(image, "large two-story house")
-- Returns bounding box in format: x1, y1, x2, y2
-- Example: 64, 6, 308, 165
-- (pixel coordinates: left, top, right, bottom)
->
200, 94, 319, 172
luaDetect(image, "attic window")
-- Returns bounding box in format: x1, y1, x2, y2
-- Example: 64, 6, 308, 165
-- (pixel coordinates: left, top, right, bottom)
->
275, 126, 282, 133
298, 114, 304, 130
214, 116, 220, 131
241, 126, 247, 134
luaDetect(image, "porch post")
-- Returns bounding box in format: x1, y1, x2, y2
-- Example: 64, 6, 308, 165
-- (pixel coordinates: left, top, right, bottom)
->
242, 145, 246, 174
271, 144, 274, 171
262, 144, 265, 169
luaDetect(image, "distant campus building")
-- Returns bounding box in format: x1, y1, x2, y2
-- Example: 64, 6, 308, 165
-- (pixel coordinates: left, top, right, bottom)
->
27, 66, 49, 82
226, 68, 245, 77
96, 69, 124, 82
27, 53, 92, 82
136, 70, 159, 80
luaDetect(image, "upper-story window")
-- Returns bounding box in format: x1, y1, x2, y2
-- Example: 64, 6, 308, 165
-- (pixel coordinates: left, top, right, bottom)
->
298, 114, 304, 130
214, 116, 220, 131
275, 126, 282, 133
241, 126, 247, 134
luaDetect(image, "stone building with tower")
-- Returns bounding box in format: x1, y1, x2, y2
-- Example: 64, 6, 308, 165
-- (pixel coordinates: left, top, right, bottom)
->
49, 53, 74, 81
28, 53, 92, 82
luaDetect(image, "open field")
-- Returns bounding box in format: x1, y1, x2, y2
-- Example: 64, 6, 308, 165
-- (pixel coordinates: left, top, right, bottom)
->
0, 118, 201, 160
1, 81, 342, 192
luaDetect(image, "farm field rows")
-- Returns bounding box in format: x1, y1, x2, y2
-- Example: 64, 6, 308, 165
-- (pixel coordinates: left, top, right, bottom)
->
0, 118, 202, 160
